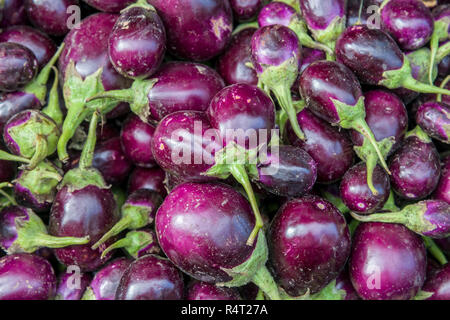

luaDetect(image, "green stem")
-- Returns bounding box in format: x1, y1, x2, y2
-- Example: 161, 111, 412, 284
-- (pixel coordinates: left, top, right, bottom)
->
352, 118, 390, 174
229, 164, 264, 247
349, 210, 405, 224
348, 219, 360, 236
365, 152, 379, 196
32, 233, 90, 249
100, 237, 131, 259
79, 111, 99, 170
355, 0, 364, 25
272, 85, 305, 141
86, 89, 134, 104
382, 191, 399, 212
91, 215, 133, 250
255, 289, 265, 300
24, 44, 65, 104
251, 266, 281, 300
0, 182, 16, 206
402, 75, 450, 96
42, 67, 63, 127
429, 33, 440, 85
423, 236, 448, 266
232, 21, 259, 35
437, 75, 450, 103
436, 41, 450, 64
0, 149, 31, 164
28, 135, 48, 170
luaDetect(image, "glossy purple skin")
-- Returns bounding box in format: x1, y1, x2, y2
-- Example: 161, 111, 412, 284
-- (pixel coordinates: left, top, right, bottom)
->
56, 270, 91, 300
257, 145, 317, 198
120, 114, 156, 168
0, 0, 28, 27
134, 229, 161, 257
127, 166, 166, 196
0, 253, 56, 300
125, 189, 162, 224
380, 0, 434, 51
299, 47, 326, 74
92, 137, 133, 185
420, 200, 450, 238
336, 25, 405, 86
155, 182, 255, 283
258, 1, 297, 27
14, 170, 53, 213
299, 60, 363, 124
340, 162, 391, 214
0, 26, 56, 68
350, 222, 427, 300
268, 195, 351, 296
109, 6, 166, 80
207, 83, 275, 149
286, 108, 354, 183
251, 24, 301, 74
48, 185, 119, 271
151, 111, 220, 183
147, 62, 225, 121
351, 90, 408, 153
335, 270, 360, 300
89, 257, 131, 300
83, 0, 135, 13
58, 13, 132, 115
0, 92, 40, 133
434, 155, 450, 204
347, 0, 384, 27
439, 54, 450, 77
116, 254, 184, 300
299, 0, 346, 31
186, 281, 242, 300
423, 263, 450, 300
217, 28, 258, 86
0, 206, 29, 251
416, 101, 450, 143
25, 0, 79, 36
389, 136, 441, 200
0, 42, 38, 92
230, 0, 264, 21
148, 0, 233, 61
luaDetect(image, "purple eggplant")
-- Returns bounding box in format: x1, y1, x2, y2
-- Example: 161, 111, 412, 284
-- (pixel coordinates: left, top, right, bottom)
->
91, 137, 133, 185
55, 269, 91, 300
389, 126, 441, 200
116, 254, 184, 300
0, 205, 90, 254
82, 257, 131, 300
256, 145, 317, 198
335, 25, 450, 95
57, 13, 133, 161
380, 0, 434, 51
217, 27, 258, 86
82, 0, 133, 12
299, 60, 390, 183
120, 114, 156, 168
0, 0, 28, 27
349, 222, 427, 300
298, 47, 326, 74
155, 182, 282, 300
429, 5, 450, 83
340, 162, 390, 214
434, 154, 450, 204
49, 112, 120, 272
335, 270, 360, 300
258, 2, 333, 55
422, 263, 450, 299
286, 108, 355, 184
147, 0, 232, 61
0, 253, 56, 300
25, 0, 79, 36
187, 281, 242, 300
251, 24, 305, 141
92, 189, 162, 249
13, 160, 62, 212
127, 166, 166, 196
88, 61, 225, 122
0, 42, 38, 92
299, 0, 347, 50
108, 1, 166, 80
350, 200, 450, 239
0, 25, 56, 68
416, 101, 450, 143
268, 195, 351, 296
101, 229, 161, 260
230, 0, 265, 21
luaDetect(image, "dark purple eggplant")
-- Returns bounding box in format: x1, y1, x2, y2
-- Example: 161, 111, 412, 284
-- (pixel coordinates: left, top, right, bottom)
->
127, 166, 166, 196
416, 101, 450, 143
55, 269, 91, 300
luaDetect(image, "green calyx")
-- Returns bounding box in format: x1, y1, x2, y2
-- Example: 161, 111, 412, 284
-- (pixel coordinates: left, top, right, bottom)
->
101, 230, 158, 259
309, 15, 346, 48
405, 125, 432, 143
24, 43, 65, 105
13, 160, 62, 205
278, 280, 346, 300
42, 67, 63, 127
414, 290, 434, 300
8, 209, 90, 254
382, 191, 400, 212
81, 287, 96, 300
289, 17, 333, 56
204, 142, 263, 246
123, 0, 156, 12
406, 48, 438, 84
436, 41, 450, 63
218, 231, 281, 300
60, 167, 108, 192
277, 0, 300, 12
